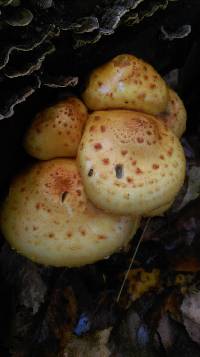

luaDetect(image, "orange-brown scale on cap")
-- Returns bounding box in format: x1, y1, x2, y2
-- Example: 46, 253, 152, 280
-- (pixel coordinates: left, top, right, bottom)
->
78, 110, 186, 216
24, 97, 88, 160
0, 159, 140, 267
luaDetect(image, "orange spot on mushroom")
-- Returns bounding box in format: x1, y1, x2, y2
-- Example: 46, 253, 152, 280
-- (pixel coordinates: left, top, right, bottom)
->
167, 148, 173, 156
121, 150, 128, 156
135, 168, 143, 174
49, 233, 54, 238
98, 235, 107, 240
94, 143, 102, 150
36, 203, 41, 209
127, 177, 133, 183
137, 93, 146, 100
150, 83, 156, 89
49, 171, 76, 196
137, 137, 144, 143
67, 232, 72, 238
101, 125, 106, 132
89, 125, 95, 132
76, 190, 81, 196
102, 158, 110, 165
160, 155, 165, 160
132, 160, 137, 166
152, 164, 159, 170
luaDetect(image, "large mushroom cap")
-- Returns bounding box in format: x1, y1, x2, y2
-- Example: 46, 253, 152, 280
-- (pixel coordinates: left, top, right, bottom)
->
158, 88, 187, 138
0, 159, 140, 267
24, 97, 88, 160
82, 54, 169, 115
78, 110, 186, 216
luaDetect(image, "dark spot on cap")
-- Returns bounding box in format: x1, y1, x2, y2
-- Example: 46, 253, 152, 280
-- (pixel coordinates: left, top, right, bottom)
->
61, 191, 68, 202
76, 190, 81, 196
94, 143, 102, 150
89, 125, 95, 132
152, 164, 159, 170
137, 137, 144, 143
102, 158, 110, 165
121, 150, 128, 156
101, 125, 106, 133
135, 168, 143, 174
167, 148, 173, 156
115, 164, 124, 179
88, 169, 94, 177
98, 235, 107, 240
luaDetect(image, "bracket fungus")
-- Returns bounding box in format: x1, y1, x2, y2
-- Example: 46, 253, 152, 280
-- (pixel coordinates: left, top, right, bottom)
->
24, 97, 88, 160
78, 110, 186, 216
82, 54, 169, 115
0, 159, 140, 267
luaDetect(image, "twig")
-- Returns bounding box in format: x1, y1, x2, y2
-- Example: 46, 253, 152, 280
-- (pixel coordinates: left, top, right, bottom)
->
116, 217, 151, 303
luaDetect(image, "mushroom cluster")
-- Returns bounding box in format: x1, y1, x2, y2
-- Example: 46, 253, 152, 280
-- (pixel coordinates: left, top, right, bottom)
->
0, 54, 187, 267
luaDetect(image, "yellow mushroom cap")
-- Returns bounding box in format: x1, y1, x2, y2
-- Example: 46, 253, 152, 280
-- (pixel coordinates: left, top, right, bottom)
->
144, 201, 173, 217
82, 54, 169, 115
158, 88, 187, 138
23, 97, 88, 160
78, 110, 186, 216
0, 159, 140, 267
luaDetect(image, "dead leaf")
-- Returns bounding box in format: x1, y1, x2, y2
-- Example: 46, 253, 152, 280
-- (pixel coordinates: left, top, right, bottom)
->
127, 268, 160, 302
181, 292, 200, 344
64, 328, 112, 357
176, 166, 200, 211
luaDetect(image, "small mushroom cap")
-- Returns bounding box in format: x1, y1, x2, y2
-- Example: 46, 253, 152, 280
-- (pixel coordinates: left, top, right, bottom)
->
78, 110, 186, 216
158, 88, 187, 138
0, 159, 140, 267
23, 97, 88, 160
82, 54, 169, 115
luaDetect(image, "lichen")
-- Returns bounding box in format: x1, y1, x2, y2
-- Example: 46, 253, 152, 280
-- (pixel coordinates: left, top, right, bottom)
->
0, 0, 180, 119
